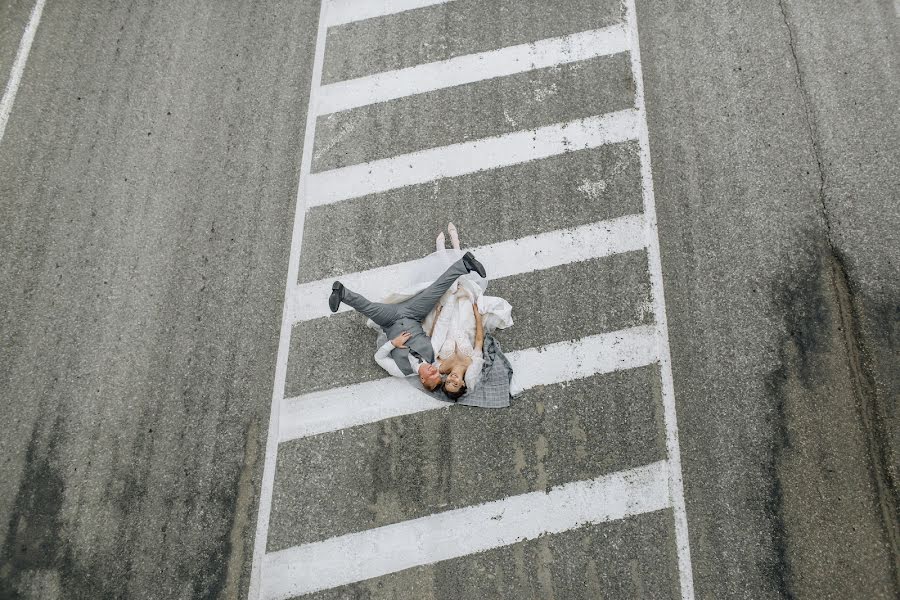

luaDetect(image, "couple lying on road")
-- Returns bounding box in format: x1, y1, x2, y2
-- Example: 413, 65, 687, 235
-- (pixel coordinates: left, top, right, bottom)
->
329, 223, 513, 402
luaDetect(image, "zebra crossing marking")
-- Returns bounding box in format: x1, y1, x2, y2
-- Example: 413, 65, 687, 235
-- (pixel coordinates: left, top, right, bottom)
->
261, 460, 671, 600
325, 0, 457, 27
279, 324, 658, 442
290, 213, 647, 323
280, 376, 449, 442
306, 108, 640, 207
317, 24, 628, 115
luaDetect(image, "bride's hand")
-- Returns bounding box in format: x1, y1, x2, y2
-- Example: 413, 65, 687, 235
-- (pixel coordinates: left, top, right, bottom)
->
472, 304, 482, 320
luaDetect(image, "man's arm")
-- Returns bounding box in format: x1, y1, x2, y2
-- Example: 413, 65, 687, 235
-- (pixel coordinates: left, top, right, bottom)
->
374, 332, 412, 377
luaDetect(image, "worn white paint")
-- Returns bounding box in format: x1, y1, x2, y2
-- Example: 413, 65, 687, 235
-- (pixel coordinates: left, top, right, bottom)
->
306, 108, 640, 207
317, 24, 628, 114
280, 377, 450, 441
508, 324, 658, 395
289, 213, 647, 323
247, 2, 329, 599
624, 1, 695, 598
279, 324, 658, 441
260, 460, 671, 600
0, 0, 46, 146
326, 0, 457, 27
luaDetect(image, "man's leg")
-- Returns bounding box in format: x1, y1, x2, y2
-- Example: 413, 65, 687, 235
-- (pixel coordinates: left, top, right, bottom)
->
399, 258, 469, 321
341, 288, 402, 328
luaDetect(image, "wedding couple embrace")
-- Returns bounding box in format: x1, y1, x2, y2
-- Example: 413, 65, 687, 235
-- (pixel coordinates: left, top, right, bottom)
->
328, 223, 514, 406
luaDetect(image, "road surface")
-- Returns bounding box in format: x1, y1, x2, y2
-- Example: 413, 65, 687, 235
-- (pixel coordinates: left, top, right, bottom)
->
1, 1, 897, 599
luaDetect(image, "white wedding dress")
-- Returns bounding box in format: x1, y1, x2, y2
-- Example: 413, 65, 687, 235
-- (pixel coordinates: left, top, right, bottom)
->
365, 249, 513, 390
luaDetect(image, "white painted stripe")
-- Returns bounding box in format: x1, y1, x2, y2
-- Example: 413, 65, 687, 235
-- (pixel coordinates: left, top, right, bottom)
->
260, 460, 671, 600
508, 324, 658, 396
307, 108, 640, 207
0, 0, 47, 146
291, 213, 647, 323
317, 25, 628, 115
247, 1, 329, 598
280, 377, 448, 442
280, 324, 658, 441
326, 0, 456, 27
623, 1, 695, 598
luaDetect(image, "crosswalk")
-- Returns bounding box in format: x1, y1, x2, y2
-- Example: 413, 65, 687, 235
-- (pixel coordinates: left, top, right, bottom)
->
251, 0, 694, 598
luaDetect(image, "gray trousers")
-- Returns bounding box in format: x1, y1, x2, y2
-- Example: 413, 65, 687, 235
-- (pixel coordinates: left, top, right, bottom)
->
342, 257, 469, 363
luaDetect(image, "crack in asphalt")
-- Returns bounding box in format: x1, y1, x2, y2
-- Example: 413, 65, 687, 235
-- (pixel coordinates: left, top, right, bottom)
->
777, 0, 831, 241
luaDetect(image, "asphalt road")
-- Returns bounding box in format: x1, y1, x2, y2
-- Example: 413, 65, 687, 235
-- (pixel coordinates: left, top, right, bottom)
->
1, 1, 897, 599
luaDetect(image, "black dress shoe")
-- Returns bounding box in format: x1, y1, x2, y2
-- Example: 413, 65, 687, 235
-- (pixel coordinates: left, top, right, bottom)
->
329, 281, 344, 313
462, 252, 486, 278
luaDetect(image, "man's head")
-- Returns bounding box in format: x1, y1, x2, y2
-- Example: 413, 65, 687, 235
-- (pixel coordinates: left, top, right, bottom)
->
442, 369, 467, 400
418, 363, 442, 391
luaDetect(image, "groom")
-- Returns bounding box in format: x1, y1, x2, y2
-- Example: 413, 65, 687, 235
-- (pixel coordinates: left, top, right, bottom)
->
329, 252, 486, 391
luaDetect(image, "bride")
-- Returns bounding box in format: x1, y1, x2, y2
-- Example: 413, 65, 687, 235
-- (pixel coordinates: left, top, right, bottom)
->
427, 223, 512, 399
366, 223, 513, 399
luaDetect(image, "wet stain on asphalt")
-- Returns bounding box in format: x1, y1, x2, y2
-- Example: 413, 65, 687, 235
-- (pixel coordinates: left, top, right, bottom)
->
767, 237, 900, 598
1, 417, 68, 600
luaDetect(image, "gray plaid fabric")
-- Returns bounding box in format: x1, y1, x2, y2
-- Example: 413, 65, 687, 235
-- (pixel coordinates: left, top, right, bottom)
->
419, 334, 513, 408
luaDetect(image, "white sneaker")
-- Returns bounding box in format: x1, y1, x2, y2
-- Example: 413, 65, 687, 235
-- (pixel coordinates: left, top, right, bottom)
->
448, 222, 460, 250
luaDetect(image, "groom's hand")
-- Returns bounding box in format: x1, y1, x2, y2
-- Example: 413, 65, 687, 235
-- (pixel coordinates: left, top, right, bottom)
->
391, 332, 411, 348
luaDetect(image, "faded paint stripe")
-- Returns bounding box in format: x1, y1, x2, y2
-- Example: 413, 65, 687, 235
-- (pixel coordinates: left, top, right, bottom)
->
326, 0, 456, 27
279, 324, 658, 441
247, 0, 330, 598
306, 108, 640, 207
0, 0, 46, 145
260, 460, 671, 599
623, 0, 695, 597
291, 213, 647, 323
507, 324, 658, 396
317, 24, 628, 114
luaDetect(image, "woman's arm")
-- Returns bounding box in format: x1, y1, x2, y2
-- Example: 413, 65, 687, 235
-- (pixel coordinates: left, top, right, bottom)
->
429, 304, 443, 336
473, 303, 484, 352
